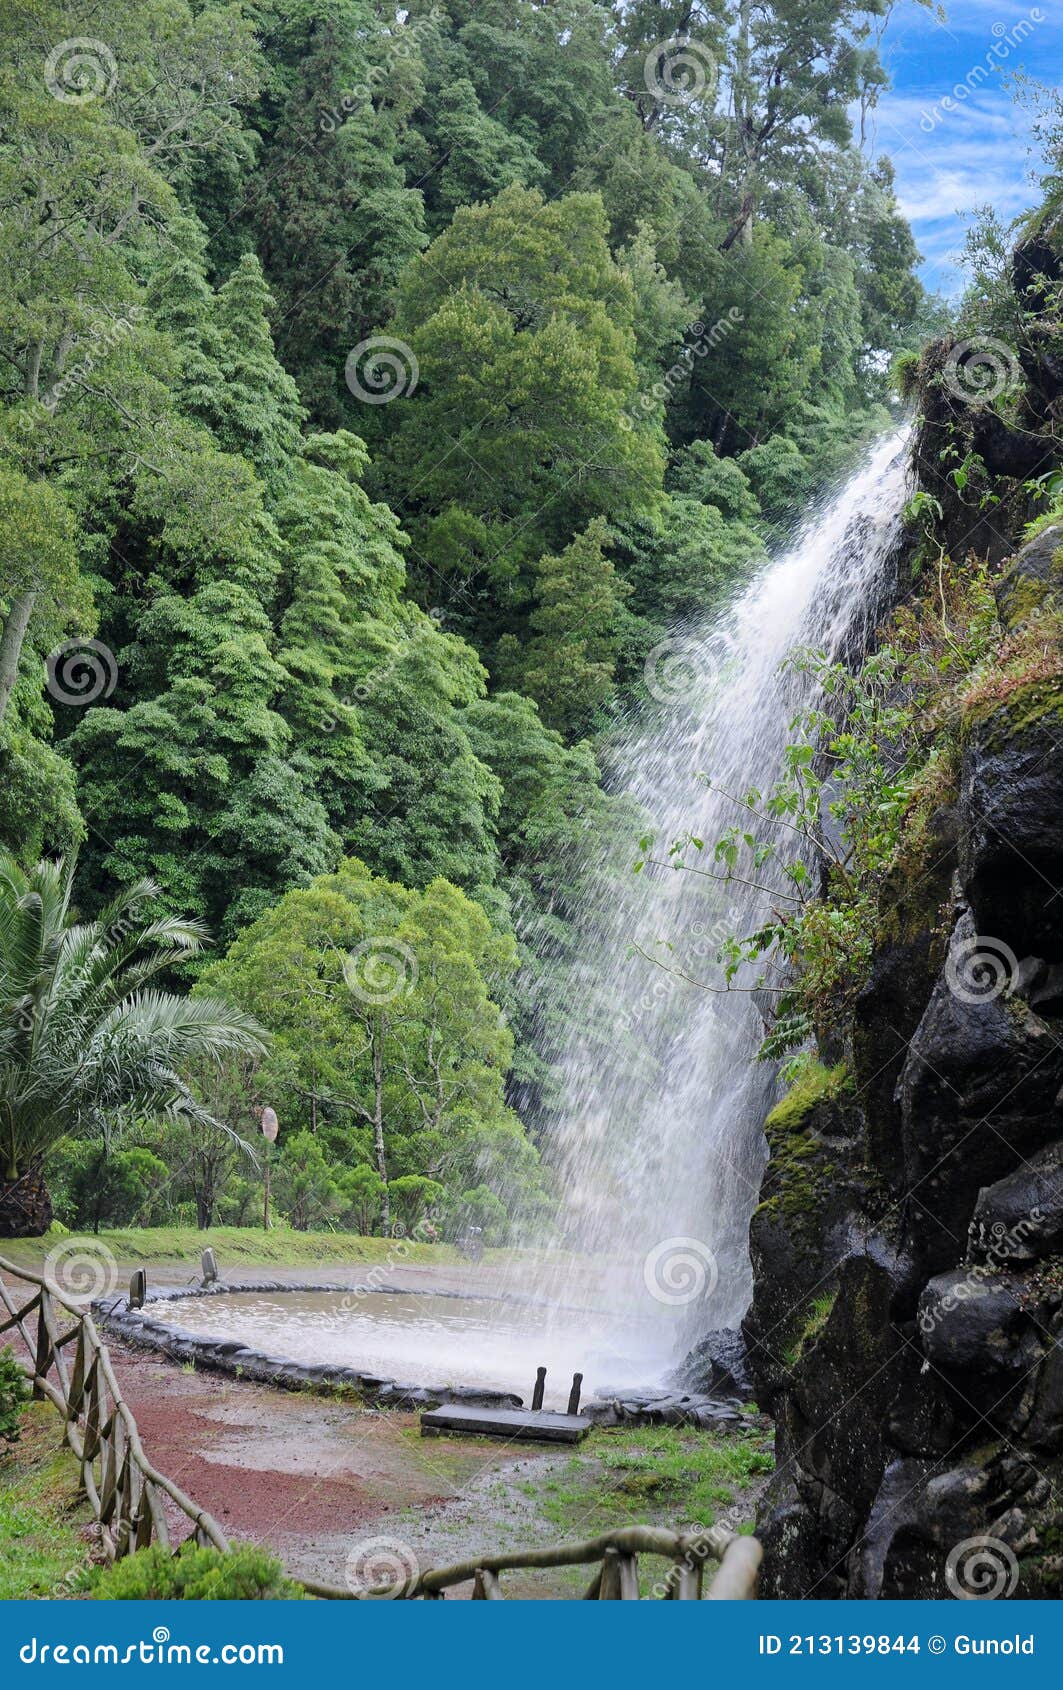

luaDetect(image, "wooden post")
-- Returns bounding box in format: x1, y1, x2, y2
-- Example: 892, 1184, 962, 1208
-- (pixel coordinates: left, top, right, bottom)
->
664, 1561, 702, 1599
531, 1366, 546, 1411
567, 1372, 583, 1415
33, 1293, 51, 1400
598, 1546, 639, 1599
263, 1139, 271, 1231
471, 1568, 503, 1599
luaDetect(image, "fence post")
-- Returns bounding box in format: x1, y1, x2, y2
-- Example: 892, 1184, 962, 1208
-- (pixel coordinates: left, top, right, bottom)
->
32, 1290, 51, 1400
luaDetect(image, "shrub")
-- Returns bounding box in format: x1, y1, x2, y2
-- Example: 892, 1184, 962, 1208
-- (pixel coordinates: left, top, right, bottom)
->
53, 1140, 170, 1232
387, 1174, 444, 1235
444, 1183, 509, 1246
335, 1164, 385, 1235
0, 1346, 28, 1445
90, 1542, 304, 1600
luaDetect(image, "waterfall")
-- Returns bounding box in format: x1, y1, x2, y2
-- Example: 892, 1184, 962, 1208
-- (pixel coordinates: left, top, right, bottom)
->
533, 428, 913, 1386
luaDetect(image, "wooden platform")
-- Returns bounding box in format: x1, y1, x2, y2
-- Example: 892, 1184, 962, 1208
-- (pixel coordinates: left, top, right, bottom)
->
420, 1403, 592, 1443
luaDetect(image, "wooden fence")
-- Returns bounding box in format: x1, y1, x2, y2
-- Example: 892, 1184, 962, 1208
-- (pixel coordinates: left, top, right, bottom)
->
302, 1523, 761, 1601
0, 1253, 761, 1599
0, 1253, 230, 1560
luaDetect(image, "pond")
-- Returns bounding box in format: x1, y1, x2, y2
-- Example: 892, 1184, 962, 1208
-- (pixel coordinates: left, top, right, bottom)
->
165, 1287, 679, 1405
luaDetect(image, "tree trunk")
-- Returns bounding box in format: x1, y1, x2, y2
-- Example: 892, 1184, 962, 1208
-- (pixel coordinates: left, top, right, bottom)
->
0, 589, 37, 724
372, 1032, 389, 1233
0, 1165, 53, 1237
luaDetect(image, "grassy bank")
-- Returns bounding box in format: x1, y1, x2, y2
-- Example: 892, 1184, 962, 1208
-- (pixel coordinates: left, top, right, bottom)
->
0, 1402, 97, 1598
0, 1224, 472, 1273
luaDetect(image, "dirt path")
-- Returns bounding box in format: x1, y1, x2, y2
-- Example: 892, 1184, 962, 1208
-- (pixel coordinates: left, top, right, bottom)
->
101, 1338, 571, 1591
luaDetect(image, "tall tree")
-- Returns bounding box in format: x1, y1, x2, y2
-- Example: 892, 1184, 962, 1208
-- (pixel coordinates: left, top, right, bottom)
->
379, 184, 664, 657
249, 0, 426, 424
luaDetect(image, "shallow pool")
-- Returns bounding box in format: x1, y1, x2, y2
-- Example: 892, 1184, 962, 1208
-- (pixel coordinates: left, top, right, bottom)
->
165, 1288, 677, 1405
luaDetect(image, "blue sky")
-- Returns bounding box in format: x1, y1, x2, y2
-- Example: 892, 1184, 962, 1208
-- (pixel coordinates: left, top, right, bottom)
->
873, 0, 1060, 295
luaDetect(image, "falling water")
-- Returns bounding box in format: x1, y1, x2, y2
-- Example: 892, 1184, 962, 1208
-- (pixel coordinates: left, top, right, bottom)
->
156, 437, 913, 1408
531, 428, 913, 1386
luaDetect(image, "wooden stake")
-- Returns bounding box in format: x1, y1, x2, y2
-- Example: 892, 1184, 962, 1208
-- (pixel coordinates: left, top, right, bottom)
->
567, 1371, 583, 1415
531, 1365, 546, 1410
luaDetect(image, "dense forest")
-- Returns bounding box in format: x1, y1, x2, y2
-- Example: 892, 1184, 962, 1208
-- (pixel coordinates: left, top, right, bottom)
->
0, 0, 940, 1239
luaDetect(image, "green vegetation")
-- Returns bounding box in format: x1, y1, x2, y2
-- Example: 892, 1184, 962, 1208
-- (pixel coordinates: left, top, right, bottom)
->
532, 1424, 773, 1537
764, 1060, 851, 1136
781, 1291, 838, 1368
90, 1542, 304, 1600
0, 0, 935, 1240
0, 854, 265, 1227
0, 1223, 472, 1270
0, 1345, 27, 1443
0, 1401, 96, 1598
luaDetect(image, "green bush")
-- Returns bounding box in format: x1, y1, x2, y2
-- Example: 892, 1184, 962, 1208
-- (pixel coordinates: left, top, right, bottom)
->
90, 1542, 305, 1600
0, 1346, 28, 1446
50, 1139, 169, 1232
335, 1164, 385, 1235
445, 1183, 509, 1246
387, 1174, 445, 1235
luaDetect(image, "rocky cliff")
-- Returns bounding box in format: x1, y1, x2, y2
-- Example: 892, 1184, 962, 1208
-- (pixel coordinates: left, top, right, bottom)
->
744, 219, 1063, 1600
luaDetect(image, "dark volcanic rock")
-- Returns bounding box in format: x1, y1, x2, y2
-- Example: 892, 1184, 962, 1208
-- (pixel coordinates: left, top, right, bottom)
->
674, 1328, 753, 1399
971, 1135, 1063, 1263
959, 713, 1063, 962
750, 547, 1063, 1593
995, 524, 1063, 628
916, 1271, 1043, 1429
897, 912, 1063, 1277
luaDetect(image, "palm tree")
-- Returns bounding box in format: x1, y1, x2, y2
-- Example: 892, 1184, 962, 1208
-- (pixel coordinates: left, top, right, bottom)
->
0, 853, 267, 1236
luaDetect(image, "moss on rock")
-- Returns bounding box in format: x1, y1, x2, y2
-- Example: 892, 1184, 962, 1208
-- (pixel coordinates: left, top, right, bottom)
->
765, 1061, 851, 1138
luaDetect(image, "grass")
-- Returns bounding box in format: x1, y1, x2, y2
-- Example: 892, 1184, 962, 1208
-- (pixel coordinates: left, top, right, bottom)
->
532, 1423, 773, 1539
0, 1223, 476, 1272
0, 1402, 98, 1598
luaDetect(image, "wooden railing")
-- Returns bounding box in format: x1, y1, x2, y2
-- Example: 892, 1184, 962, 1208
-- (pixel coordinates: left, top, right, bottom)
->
303, 1524, 762, 1600
0, 1254, 230, 1561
